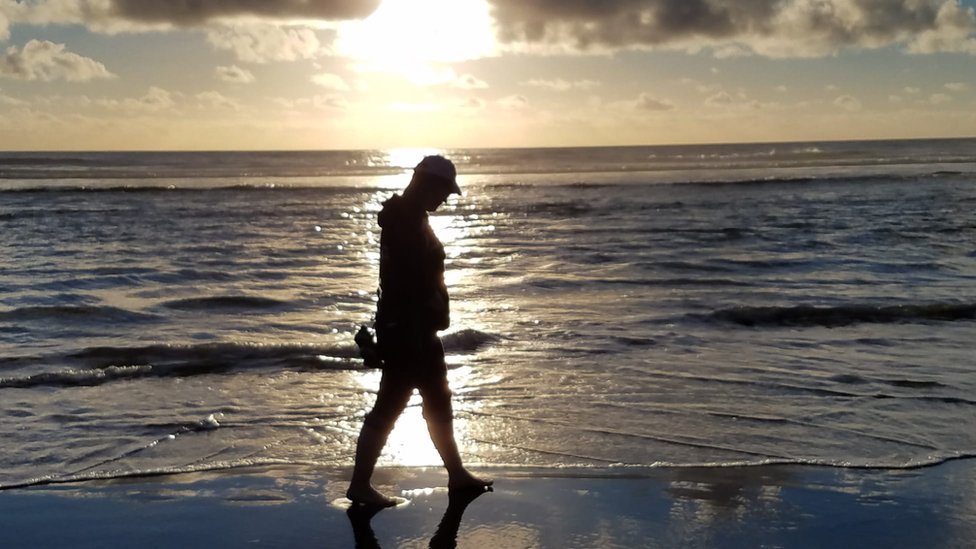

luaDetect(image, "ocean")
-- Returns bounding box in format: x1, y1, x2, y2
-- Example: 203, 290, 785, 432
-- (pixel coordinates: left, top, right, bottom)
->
2, 139, 975, 490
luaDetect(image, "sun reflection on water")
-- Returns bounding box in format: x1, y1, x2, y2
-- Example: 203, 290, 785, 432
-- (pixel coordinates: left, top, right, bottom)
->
352, 361, 481, 467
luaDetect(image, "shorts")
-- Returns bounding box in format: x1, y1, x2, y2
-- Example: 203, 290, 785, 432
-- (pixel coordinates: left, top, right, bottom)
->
364, 329, 453, 431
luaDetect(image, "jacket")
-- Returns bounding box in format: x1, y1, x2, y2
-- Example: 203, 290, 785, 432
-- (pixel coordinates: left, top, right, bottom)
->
374, 193, 450, 334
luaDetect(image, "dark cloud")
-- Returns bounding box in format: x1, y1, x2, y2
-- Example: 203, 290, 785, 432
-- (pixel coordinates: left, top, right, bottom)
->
487, 0, 976, 56
108, 0, 380, 25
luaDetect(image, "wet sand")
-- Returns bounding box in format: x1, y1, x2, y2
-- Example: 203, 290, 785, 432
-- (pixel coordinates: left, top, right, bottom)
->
1, 460, 973, 548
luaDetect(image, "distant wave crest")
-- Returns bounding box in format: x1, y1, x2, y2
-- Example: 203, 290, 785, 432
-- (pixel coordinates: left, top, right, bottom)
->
0, 305, 159, 323
706, 303, 976, 328
161, 295, 291, 311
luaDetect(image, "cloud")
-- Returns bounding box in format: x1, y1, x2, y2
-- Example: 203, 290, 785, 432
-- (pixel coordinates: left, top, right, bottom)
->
275, 93, 347, 110
6, 0, 379, 31
926, 92, 952, 104
635, 92, 674, 111
207, 24, 322, 63
312, 94, 349, 111
705, 90, 734, 107
904, 86, 921, 94
107, 0, 380, 25
311, 72, 350, 91
498, 94, 529, 109
460, 97, 487, 110
97, 86, 177, 112
0, 39, 115, 81
215, 64, 255, 83
833, 95, 862, 111
452, 74, 489, 89
522, 78, 600, 91
196, 90, 241, 110
488, 0, 976, 58
907, 0, 976, 54
945, 82, 969, 91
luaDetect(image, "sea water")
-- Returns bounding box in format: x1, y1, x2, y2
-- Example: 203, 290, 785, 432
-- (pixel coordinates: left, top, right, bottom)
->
2, 139, 975, 489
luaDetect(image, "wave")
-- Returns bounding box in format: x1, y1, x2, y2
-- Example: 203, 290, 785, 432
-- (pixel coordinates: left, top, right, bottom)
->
4, 450, 974, 492
704, 302, 976, 328
0, 329, 499, 391
161, 295, 292, 312
440, 328, 500, 352
2, 167, 974, 193
0, 305, 159, 323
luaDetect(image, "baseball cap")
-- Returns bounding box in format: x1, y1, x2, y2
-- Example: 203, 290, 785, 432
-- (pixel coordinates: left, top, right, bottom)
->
414, 155, 461, 195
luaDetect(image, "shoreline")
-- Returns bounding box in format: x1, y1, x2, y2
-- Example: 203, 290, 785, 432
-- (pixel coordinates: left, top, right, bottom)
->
2, 460, 973, 548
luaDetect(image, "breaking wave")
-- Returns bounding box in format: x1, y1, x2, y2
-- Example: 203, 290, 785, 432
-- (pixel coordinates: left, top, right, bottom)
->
0, 329, 499, 390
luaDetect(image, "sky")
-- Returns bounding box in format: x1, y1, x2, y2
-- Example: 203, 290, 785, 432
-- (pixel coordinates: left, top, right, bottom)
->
1, 0, 975, 150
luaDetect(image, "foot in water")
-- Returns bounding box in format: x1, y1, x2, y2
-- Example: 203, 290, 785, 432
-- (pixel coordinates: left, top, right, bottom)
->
448, 469, 493, 492
346, 484, 398, 507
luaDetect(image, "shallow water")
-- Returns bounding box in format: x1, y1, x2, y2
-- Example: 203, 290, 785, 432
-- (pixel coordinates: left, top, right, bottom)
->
2, 140, 976, 489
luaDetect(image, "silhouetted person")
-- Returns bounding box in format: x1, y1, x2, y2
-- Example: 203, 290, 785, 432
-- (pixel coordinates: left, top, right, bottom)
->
347, 155, 492, 507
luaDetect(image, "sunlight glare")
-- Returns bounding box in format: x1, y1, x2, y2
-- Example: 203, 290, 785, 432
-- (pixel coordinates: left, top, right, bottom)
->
335, 0, 496, 84
385, 147, 444, 170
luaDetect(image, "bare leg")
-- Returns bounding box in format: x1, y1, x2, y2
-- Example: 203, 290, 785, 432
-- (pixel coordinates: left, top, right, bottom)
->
421, 382, 492, 491
346, 423, 398, 507
347, 376, 412, 507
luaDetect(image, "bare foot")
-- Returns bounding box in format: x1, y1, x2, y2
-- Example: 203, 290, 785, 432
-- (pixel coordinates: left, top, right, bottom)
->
346, 484, 398, 507
448, 469, 493, 492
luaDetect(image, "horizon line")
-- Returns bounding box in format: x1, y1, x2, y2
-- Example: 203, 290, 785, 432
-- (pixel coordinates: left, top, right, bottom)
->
2, 135, 975, 155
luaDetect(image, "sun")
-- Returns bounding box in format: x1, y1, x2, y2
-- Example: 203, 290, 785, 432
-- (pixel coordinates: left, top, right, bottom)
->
334, 0, 496, 83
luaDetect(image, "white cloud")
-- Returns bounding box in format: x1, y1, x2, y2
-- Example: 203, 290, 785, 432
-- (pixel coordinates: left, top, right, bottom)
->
889, 94, 903, 103
498, 94, 528, 109
522, 78, 600, 91
833, 95, 862, 111
311, 72, 350, 91
775, 85, 788, 93
945, 82, 969, 91
907, 1, 976, 54
206, 24, 321, 63
705, 91, 734, 107
904, 86, 921, 94
215, 65, 255, 84
196, 90, 241, 110
0, 39, 114, 81
97, 86, 177, 112
927, 92, 952, 104
452, 74, 489, 89
274, 93, 347, 111
635, 92, 674, 111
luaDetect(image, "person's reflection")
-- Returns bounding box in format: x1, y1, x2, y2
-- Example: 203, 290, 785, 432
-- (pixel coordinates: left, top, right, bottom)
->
346, 486, 491, 549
